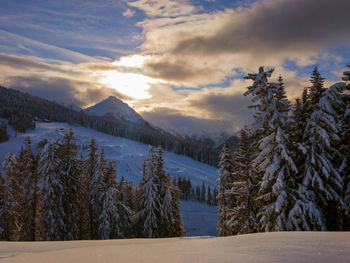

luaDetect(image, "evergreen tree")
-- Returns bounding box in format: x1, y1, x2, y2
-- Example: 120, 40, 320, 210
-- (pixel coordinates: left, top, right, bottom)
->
76, 154, 90, 240
1, 153, 21, 240
207, 185, 212, 205
293, 75, 345, 230
309, 67, 326, 106
340, 64, 350, 230
38, 140, 66, 241
19, 136, 39, 241
201, 181, 206, 202
291, 88, 309, 174
244, 68, 298, 231
216, 142, 234, 236
168, 179, 185, 237
228, 128, 257, 234
58, 129, 79, 240
85, 137, 100, 239
136, 147, 160, 238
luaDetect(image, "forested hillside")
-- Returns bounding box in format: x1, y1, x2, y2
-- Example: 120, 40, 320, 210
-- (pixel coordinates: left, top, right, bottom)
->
0, 86, 219, 166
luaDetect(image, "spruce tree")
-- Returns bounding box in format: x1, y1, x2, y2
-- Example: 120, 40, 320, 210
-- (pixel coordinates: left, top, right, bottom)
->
340, 64, 350, 230
293, 73, 345, 230
85, 137, 100, 239
136, 147, 160, 238
58, 129, 79, 240
228, 128, 257, 234
19, 136, 39, 241
244, 68, 297, 231
291, 88, 309, 175
1, 153, 21, 240
216, 142, 234, 236
38, 140, 66, 241
168, 178, 185, 237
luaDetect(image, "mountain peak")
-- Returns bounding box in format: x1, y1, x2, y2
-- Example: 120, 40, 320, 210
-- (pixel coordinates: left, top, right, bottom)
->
84, 96, 144, 124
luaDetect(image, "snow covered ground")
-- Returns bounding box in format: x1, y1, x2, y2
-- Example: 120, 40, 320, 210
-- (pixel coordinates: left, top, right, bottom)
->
0, 121, 218, 236
180, 201, 217, 236
0, 232, 348, 263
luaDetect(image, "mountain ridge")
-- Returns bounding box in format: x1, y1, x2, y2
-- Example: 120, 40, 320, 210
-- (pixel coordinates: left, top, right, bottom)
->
84, 96, 145, 124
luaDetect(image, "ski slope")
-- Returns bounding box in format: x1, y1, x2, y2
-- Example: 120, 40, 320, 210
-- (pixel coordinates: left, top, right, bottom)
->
0, 232, 348, 263
0, 121, 218, 236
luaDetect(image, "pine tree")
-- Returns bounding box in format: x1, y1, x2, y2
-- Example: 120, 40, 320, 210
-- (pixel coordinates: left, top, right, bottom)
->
19, 136, 39, 241
1, 153, 21, 240
38, 140, 66, 241
58, 129, 79, 240
136, 147, 160, 238
244, 68, 298, 231
291, 88, 309, 175
216, 142, 234, 236
154, 146, 169, 237
85, 137, 100, 239
201, 181, 206, 202
168, 179, 186, 237
340, 64, 350, 230
294, 73, 345, 230
228, 128, 257, 234
207, 185, 212, 205
76, 154, 90, 240
309, 67, 326, 106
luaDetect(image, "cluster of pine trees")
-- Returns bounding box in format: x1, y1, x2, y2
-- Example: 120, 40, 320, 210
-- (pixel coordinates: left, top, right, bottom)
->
217, 64, 350, 236
0, 131, 184, 241
176, 176, 217, 206
135, 147, 185, 238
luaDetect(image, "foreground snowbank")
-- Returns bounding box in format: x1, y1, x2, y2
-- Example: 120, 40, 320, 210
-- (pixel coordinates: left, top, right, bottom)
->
0, 232, 349, 263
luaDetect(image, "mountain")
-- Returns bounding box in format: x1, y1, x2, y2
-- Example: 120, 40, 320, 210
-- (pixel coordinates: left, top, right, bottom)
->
0, 86, 219, 166
84, 96, 145, 124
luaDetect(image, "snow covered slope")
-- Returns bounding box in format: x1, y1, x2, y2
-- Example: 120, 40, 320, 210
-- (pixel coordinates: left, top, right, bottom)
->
84, 96, 145, 124
0, 121, 217, 187
0, 121, 218, 236
0, 232, 348, 263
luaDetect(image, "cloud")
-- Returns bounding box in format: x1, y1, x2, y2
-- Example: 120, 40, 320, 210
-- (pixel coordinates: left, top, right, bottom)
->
172, 0, 350, 56
123, 8, 136, 18
0, 52, 131, 107
132, 0, 350, 87
129, 0, 197, 17
5, 75, 129, 107
141, 107, 235, 141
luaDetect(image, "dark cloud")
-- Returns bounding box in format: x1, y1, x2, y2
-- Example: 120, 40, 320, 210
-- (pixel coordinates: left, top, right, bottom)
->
189, 92, 253, 129
141, 107, 235, 140
145, 58, 216, 82
5, 75, 130, 107
173, 0, 350, 56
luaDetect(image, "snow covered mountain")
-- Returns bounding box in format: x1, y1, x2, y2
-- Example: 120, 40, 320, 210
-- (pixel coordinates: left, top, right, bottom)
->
84, 96, 145, 124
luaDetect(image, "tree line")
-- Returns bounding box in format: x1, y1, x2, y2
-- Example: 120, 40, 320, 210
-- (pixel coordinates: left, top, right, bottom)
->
217, 64, 350, 236
176, 176, 217, 206
0, 131, 184, 241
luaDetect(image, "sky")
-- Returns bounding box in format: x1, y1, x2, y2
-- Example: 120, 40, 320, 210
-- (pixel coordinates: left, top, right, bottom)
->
0, 0, 349, 134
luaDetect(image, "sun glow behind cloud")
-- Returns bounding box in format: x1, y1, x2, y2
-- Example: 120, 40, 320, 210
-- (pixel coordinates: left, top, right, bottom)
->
99, 55, 158, 99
